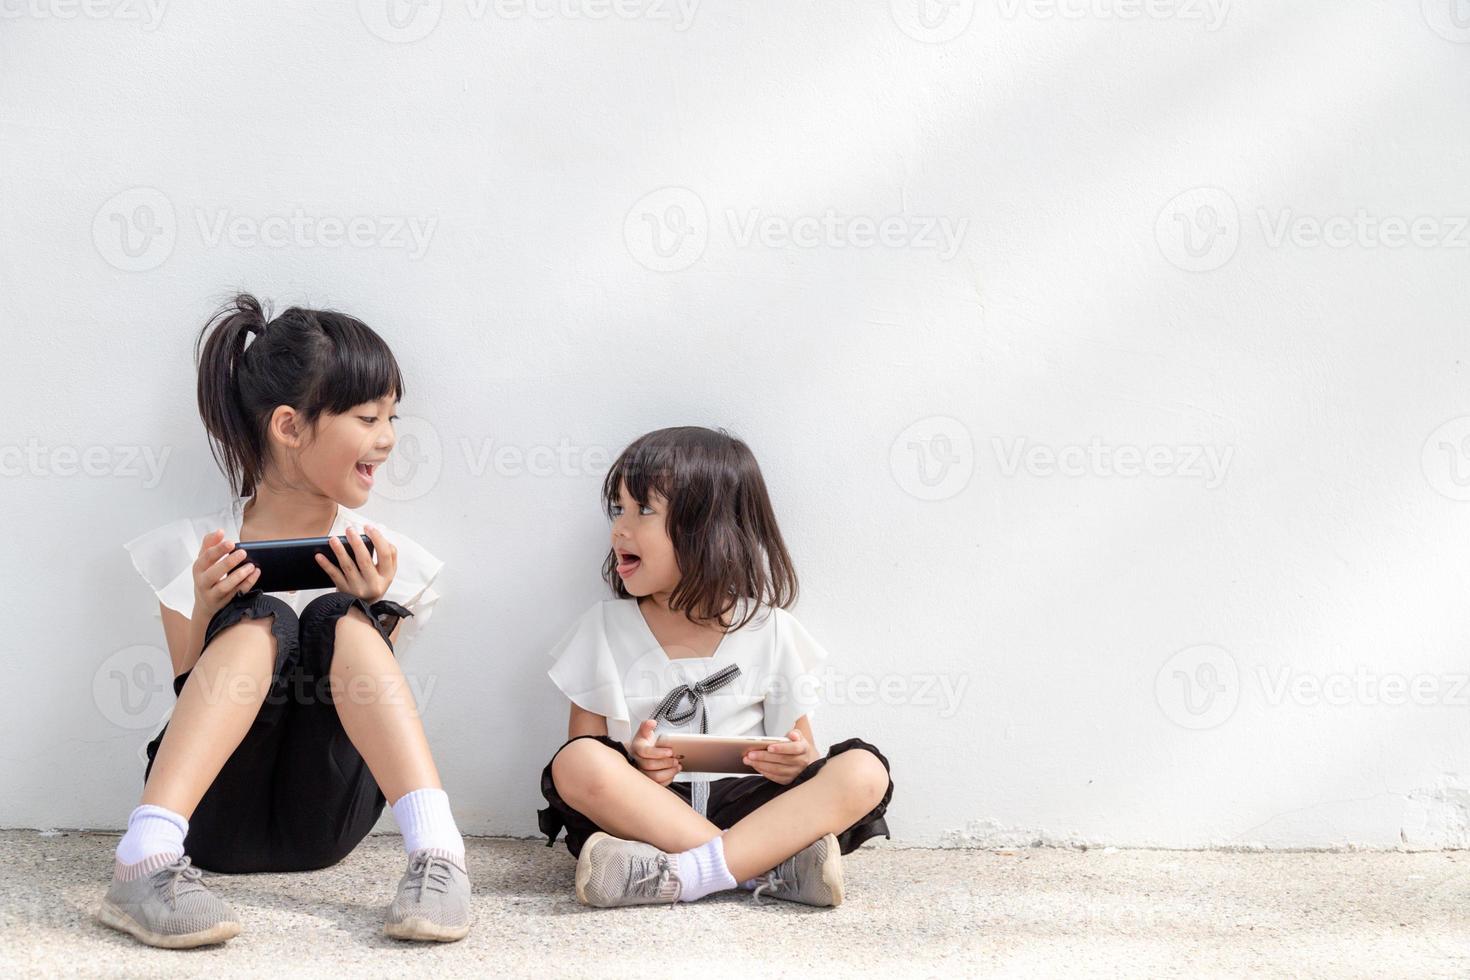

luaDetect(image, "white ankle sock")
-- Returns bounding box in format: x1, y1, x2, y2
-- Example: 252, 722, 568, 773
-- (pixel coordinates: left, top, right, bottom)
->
674, 835, 737, 902
391, 787, 464, 860
115, 804, 187, 867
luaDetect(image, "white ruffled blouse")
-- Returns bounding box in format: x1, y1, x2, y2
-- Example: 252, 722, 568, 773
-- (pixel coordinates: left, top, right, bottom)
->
123, 497, 443, 650
547, 598, 830, 782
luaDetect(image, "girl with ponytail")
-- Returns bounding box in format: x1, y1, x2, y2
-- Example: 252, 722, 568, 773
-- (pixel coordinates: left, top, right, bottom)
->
100, 295, 471, 948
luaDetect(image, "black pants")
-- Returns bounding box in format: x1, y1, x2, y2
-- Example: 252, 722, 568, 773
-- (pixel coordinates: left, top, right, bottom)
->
538, 734, 895, 859
143, 590, 400, 874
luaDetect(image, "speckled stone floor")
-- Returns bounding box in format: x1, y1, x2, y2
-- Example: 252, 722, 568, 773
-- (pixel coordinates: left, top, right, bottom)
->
2, 831, 1469, 978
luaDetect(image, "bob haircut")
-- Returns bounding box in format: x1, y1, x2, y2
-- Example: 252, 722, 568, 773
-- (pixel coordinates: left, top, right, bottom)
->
601, 426, 798, 631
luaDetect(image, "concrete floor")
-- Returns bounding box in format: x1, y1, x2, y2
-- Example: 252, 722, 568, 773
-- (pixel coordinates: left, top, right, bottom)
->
2, 832, 1469, 978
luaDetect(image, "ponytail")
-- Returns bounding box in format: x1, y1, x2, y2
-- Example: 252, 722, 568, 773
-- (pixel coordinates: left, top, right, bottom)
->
195, 294, 270, 497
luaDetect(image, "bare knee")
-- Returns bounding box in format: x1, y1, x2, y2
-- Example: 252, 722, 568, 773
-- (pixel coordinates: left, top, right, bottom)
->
552, 739, 626, 807
338, 602, 377, 630
199, 616, 276, 663
335, 604, 386, 646
191, 617, 277, 703
823, 749, 889, 811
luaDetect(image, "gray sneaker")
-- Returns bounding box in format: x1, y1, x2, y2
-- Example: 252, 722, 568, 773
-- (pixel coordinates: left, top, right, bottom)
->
383, 849, 472, 942
574, 832, 682, 907
749, 833, 845, 907
96, 854, 241, 948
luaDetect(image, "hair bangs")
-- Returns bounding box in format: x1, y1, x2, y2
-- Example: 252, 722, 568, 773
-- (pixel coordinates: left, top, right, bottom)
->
602, 433, 678, 519
311, 312, 406, 416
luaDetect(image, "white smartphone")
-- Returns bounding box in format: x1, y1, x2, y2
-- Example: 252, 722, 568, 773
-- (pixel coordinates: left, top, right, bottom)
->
654, 732, 788, 774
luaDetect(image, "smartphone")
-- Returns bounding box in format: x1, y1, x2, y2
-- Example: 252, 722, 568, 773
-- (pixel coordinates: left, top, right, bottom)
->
231, 535, 375, 594
654, 732, 788, 774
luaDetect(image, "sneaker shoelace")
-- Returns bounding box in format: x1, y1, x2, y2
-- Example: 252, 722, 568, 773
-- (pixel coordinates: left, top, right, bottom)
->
153, 857, 206, 908
405, 853, 455, 900
748, 856, 800, 905
626, 852, 677, 900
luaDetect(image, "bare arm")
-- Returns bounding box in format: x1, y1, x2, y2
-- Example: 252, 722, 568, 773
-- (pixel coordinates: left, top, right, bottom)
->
568, 701, 609, 739
160, 604, 207, 679
158, 528, 259, 679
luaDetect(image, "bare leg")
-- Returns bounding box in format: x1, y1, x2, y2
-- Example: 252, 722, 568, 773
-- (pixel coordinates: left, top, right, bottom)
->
140, 619, 276, 817
328, 606, 440, 803
551, 738, 720, 853
720, 749, 889, 883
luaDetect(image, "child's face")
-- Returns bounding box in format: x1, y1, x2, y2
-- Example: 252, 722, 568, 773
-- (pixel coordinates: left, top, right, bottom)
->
609, 480, 678, 597
277, 396, 398, 508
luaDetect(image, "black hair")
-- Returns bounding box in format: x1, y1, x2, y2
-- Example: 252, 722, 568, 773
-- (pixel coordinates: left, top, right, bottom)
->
601, 426, 798, 631
195, 293, 405, 498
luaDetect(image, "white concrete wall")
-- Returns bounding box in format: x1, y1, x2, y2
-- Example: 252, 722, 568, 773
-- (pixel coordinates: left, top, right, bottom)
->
3, 0, 1470, 848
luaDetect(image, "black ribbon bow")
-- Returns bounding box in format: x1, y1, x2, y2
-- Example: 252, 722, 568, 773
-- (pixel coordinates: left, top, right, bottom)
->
650, 663, 742, 733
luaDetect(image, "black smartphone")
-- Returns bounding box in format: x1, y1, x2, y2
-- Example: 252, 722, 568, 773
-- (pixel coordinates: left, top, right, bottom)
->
231, 535, 375, 594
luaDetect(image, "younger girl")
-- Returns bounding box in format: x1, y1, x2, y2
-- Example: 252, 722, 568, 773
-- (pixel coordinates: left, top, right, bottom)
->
537, 426, 894, 907
101, 295, 470, 947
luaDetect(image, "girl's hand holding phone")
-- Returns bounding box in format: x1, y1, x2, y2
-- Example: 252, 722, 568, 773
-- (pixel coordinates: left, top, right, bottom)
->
315, 525, 397, 603
630, 718, 681, 786
192, 528, 260, 621
743, 729, 814, 785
